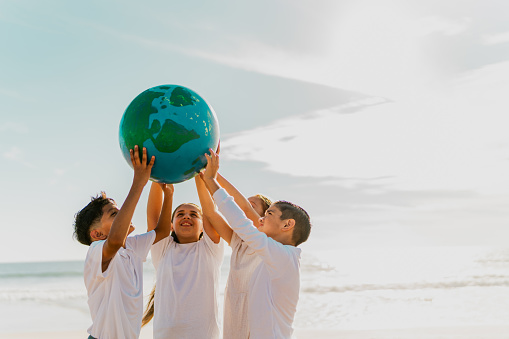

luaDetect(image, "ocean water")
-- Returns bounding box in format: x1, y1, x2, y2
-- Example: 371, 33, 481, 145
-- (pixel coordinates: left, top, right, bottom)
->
1, 246, 508, 333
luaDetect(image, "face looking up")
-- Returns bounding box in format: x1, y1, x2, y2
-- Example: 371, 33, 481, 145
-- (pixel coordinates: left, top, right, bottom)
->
257, 204, 286, 238
91, 202, 135, 242
172, 204, 204, 243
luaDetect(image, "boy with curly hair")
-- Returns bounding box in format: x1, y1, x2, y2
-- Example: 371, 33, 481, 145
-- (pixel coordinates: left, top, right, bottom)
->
73, 146, 172, 339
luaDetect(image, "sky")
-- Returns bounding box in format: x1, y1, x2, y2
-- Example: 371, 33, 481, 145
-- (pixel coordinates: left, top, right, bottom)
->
1, 0, 508, 263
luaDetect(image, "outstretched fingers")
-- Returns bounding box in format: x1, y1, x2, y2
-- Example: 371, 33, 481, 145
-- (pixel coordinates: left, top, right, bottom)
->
130, 146, 155, 184
130, 146, 155, 169
142, 146, 155, 168
130, 145, 140, 166
203, 148, 219, 179
147, 152, 155, 169
142, 145, 147, 164
160, 183, 174, 195
209, 148, 219, 168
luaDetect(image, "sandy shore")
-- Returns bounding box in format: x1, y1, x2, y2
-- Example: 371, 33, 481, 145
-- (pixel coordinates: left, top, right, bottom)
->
4, 325, 509, 339
295, 326, 509, 338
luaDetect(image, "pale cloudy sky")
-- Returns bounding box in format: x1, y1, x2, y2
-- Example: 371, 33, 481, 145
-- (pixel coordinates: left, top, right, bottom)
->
1, 0, 508, 262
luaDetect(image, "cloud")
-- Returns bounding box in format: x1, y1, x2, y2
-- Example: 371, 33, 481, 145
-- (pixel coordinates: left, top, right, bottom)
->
2, 146, 35, 168
414, 16, 471, 37
221, 60, 509, 195
482, 31, 509, 45
61, 4, 478, 102
3, 146, 22, 159
58, 6, 420, 99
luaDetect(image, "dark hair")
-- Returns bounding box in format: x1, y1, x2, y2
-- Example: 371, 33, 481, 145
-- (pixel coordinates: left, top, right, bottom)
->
274, 201, 311, 246
73, 192, 115, 246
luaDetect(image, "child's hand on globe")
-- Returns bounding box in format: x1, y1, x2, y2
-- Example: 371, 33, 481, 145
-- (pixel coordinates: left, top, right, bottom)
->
202, 149, 219, 182
130, 145, 155, 185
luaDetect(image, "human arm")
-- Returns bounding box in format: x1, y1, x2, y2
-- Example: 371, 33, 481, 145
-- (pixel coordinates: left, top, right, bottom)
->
200, 149, 222, 195
152, 183, 173, 244
195, 175, 232, 244
202, 150, 293, 272
217, 173, 262, 227
102, 146, 154, 272
147, 182, 163, 232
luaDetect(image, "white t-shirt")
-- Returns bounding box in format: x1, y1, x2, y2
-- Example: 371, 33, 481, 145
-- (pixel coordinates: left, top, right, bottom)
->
84, 230, 156, 339
213, 188, 302, 339
223, 232, 262, 339
150, 230, 224, 339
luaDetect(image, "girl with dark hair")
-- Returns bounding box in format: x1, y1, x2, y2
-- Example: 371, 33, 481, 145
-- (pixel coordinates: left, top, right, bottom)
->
142, 182, 224, 339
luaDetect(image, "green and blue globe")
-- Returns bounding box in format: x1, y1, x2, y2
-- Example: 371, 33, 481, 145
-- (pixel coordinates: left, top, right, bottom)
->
119, 84, 220, 184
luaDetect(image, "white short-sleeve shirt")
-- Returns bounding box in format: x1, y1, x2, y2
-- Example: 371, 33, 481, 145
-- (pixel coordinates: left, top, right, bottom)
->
84, 230, 156, 339
150, 231, 224, 339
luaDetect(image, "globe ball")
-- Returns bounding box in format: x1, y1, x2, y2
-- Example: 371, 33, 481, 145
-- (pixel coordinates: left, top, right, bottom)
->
119, 84, 220, 184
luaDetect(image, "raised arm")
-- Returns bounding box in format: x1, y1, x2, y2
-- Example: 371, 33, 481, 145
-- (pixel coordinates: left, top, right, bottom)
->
147, 181, 163, 232
203, 150, 293, 273
152, 183, 173, 244
102, 146, 154, 271
201, 150, 223, 198
195, 175, 232, 245
217, 173, 262, 227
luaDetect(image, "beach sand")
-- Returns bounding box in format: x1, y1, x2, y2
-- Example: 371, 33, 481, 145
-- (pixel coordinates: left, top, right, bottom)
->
4, 326, 509, 339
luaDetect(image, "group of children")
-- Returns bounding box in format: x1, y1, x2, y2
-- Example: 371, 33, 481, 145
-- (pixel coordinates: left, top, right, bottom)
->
73, 145, 312, 339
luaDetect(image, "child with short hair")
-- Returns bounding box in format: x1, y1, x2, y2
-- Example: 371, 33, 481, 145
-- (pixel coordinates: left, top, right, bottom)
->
73, 146, 172, 339
199, 149, 311, 338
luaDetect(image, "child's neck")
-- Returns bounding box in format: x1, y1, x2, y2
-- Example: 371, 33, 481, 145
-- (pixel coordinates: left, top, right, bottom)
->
178, 236, 200, 244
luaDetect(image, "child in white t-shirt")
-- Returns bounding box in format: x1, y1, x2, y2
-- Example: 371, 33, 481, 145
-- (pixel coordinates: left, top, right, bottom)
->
141, 180, 224, 339
73, 146, 172, 339
200, 149, 312, 339
195, 173, 271, 339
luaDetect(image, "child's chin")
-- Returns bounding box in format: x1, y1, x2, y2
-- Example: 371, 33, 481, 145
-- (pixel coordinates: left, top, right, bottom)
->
128, 225, 135, 234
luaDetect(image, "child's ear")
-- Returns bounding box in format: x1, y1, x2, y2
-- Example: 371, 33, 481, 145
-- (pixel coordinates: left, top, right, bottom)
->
282, 219, 295, 232
90, 229, 107, 241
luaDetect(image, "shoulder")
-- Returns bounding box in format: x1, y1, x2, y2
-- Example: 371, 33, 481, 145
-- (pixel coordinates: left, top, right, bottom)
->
90, 239, 105, 248
284, 245, 302, 268
269, 239, 302, 262
126, 230, 156, 244
283, 243, 301, 256
84, 240, 113, 282
288, 245, 301, 260
200, 230, 211, 242
200, 232, 225, 257
86, 240, 105, 259
151, 233, 173, 255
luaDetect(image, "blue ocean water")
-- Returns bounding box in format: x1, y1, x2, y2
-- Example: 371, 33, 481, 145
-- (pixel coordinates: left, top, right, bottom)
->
1, 246, 508, 333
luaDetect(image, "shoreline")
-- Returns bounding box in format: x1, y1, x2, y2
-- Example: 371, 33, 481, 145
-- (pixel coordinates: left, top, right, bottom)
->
4, 325, 509, 339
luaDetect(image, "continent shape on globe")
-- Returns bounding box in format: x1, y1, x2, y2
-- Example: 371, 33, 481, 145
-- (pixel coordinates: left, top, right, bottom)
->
119, 85, 219, 183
